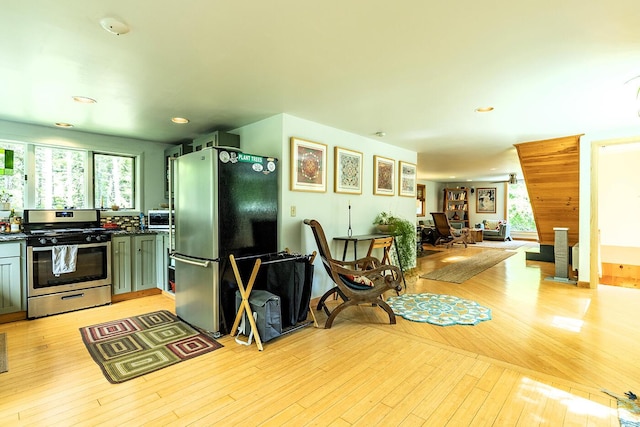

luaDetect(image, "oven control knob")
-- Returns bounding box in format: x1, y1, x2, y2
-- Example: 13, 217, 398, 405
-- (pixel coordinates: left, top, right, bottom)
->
50, 238, 58, 244
95, 235, 102, 242
86, 235, 92, 242
39, 238, 47, 245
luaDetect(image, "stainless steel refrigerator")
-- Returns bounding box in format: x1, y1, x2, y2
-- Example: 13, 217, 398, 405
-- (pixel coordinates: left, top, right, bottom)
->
172, 147, 278, 336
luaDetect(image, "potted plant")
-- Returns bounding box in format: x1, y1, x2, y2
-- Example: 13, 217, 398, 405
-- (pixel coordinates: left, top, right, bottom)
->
373, 211, 395, 233
372, 212, 416, 270
0, 190, 11, 211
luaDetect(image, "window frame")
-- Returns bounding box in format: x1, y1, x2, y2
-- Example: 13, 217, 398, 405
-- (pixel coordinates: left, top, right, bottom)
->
92, 152, 136, 210
0, 141, 141, 211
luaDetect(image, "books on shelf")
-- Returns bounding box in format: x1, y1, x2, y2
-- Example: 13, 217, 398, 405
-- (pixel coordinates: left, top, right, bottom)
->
446, 190, 467, 201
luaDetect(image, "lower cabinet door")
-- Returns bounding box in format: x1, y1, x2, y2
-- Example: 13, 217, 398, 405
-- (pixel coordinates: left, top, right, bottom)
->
111, 236, 132, 294
133, 235, 157, 291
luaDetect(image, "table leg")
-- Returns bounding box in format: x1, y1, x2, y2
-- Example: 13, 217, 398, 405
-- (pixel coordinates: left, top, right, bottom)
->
341, 240, 358, 261
392, 237, 407, 291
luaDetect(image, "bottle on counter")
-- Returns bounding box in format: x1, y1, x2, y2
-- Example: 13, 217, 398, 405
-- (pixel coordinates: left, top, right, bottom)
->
9, 210, 19, 232
139, 212, 146, 231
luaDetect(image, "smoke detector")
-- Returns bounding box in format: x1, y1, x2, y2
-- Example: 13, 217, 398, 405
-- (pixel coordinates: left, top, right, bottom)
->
100, 17, 130, 36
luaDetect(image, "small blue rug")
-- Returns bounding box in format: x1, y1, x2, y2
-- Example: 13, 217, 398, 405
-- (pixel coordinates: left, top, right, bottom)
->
387, 293, 492, 326
602, 389, 640, 427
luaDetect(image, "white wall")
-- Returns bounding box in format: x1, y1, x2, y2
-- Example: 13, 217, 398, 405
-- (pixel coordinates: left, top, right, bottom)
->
579, 129, 640, 284
236, 113, 418, 298
597, 142, 640, 264
0, 119, 171, 212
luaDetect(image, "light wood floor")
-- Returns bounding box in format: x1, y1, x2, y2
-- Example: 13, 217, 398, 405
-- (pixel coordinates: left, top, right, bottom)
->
1, 243, 636, 426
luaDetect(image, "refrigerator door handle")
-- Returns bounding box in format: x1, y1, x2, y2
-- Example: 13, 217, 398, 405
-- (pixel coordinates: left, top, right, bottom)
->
170, 253, 214, 268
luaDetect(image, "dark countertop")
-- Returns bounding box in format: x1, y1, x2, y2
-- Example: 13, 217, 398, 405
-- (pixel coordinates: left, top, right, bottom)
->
0, 233, 27, 242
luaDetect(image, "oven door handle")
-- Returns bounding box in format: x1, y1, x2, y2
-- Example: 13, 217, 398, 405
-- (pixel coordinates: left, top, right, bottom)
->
170, 253, 217, 268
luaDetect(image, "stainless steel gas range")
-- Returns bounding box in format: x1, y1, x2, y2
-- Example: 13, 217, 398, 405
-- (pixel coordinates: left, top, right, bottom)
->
23, 209, 112, 318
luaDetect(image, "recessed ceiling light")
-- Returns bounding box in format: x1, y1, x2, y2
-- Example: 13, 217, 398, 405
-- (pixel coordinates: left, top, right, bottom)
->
449, 176, 456, 179
171, 117, 190, 124
55, 122, 73, 128
475, 106, 494, 113
100, 17, 130, 36
72, 96, 97, 104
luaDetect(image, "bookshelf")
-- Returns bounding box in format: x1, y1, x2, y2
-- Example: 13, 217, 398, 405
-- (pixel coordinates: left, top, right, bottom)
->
443, 188, 469, 227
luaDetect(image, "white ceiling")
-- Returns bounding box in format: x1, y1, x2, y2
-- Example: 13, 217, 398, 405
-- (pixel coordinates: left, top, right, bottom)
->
2, 1, 640, 183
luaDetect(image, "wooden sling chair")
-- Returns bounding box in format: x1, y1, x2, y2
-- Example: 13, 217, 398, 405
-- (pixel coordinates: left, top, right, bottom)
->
430, 212, 470, 248
364, 236, 400, 281
304, 219, 403, 329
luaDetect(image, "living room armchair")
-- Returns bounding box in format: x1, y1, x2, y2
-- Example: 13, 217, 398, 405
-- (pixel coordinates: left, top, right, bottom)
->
482, 220, 512, 241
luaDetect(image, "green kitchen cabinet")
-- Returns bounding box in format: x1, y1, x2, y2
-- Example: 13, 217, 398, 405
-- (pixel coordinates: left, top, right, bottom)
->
0, 241, 24, 314
155, 232, 172, 292
111, 235, 132, 294
133, 235, 157, 291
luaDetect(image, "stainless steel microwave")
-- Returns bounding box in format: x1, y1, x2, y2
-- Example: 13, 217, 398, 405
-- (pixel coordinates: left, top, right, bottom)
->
148, 210, 174, 229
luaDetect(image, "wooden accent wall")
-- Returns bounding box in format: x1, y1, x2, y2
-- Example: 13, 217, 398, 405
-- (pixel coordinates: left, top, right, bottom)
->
514, 135, 581, 246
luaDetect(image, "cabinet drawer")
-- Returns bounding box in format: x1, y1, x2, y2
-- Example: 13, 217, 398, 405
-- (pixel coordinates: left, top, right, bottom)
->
0, 241, 21, 258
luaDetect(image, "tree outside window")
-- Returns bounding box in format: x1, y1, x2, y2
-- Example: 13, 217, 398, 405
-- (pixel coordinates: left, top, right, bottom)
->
507, 182, 536, 232
34, 146, 85, 209
94, 153, 134, 209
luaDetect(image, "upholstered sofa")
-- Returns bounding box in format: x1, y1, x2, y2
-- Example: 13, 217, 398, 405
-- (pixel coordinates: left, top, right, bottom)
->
482, 220, 512, 241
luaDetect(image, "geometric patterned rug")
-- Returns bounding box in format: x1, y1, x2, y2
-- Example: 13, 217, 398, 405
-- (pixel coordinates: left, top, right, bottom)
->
386, 293, 492, 326
79, 310, 222, 383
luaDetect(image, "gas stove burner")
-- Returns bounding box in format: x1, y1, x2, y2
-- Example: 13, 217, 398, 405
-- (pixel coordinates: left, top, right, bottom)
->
83, 227, 107, 233
27, 227, 107, 235
29, 228, 85, 235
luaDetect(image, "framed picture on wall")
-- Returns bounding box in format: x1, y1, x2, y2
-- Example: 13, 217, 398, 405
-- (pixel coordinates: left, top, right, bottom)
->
290, 137, 327, 192
373, 155, 395, 196
398, 161, 417, 197
476, 187, 496, 213
334, 146, 363, 194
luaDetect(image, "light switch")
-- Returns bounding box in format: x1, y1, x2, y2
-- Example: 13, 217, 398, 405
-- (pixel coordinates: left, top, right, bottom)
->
290, 205, 296, 217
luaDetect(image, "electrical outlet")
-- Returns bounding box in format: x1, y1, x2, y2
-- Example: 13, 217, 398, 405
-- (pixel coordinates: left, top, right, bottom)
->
290, 205, 296, 217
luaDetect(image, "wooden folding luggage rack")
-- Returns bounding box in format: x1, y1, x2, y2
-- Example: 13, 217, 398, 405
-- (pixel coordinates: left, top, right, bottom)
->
229, 251, 317, 351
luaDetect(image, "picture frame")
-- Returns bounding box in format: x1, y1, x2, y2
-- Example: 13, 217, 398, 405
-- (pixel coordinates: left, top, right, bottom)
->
398, 161, 417, 197
334, 146, 363, 194
373, 155, 395, 196
476, 187, 497, 213
290, 137, 327, 192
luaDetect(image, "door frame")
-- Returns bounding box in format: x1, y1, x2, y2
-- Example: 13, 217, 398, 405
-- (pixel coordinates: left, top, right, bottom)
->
590, 136, 640, 288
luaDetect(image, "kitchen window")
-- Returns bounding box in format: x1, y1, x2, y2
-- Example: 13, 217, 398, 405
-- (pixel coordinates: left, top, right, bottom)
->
93, 153, 135, 209
0, 141, 25, 212
0, 141, 138, 211
34, 146, 86, 208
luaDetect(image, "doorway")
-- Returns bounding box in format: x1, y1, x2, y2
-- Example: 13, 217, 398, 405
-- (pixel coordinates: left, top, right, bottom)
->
590, 139, 640, 288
